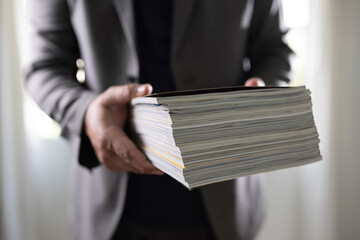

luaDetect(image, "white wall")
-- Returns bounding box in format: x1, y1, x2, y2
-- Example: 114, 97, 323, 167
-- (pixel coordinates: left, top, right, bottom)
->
258, 0, 360, 239
24, 137, 73, 240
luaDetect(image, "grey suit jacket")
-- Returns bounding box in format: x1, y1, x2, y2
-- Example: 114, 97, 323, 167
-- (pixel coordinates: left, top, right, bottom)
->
26, 0, 293, 239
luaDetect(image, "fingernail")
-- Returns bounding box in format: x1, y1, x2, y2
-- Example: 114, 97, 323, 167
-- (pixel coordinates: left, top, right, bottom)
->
256, 79, 265, 87
147, 84, 153, 95
136, 85, 146, 96
136, 84, 152, 96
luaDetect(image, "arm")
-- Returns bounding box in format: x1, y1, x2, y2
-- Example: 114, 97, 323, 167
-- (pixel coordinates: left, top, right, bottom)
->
26, 0, 162, 174
245, 0, 294, 86
26, 0, 96, 140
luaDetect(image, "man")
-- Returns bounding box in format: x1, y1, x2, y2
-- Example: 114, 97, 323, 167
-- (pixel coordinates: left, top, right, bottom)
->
26, 0, 293, 239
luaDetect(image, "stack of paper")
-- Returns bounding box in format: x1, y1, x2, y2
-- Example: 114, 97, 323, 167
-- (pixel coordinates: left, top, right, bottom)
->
130, 86, 321, 189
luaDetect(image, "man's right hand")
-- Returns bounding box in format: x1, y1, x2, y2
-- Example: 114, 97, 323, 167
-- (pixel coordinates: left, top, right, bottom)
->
84, 84, 164, 175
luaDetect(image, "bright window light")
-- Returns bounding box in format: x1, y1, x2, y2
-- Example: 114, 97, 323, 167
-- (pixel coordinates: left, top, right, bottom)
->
282, 0, 310, 86
282, 0, 310, 29
24, 93, 61, 139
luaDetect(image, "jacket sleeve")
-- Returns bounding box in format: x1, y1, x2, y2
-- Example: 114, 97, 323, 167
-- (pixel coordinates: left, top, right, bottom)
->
245, 0, 294, 86
25, 0, 99, 168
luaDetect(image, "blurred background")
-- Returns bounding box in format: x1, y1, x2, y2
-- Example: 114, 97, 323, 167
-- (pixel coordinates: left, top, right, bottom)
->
1, 0, 359, 239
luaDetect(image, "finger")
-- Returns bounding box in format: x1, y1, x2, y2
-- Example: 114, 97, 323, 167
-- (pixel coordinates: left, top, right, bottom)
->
134, 84, 153, 97
98, 140, 158, 175
126, 148, 164, 175
111, 129, 164, 175
99, 149, 141, 173
103, 84, 153, 106
244, 77, 265, 87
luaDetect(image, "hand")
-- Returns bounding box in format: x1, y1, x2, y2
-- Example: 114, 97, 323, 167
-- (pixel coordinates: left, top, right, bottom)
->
84, 84, 164, 175
244, 77, 265, 87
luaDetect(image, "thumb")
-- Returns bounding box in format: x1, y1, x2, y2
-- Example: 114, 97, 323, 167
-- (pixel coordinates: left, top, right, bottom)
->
103, 84, 153, 105
133, 84, 153, 97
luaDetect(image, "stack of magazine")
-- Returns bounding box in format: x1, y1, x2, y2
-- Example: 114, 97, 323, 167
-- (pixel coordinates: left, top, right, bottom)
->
130, 86, 322, 189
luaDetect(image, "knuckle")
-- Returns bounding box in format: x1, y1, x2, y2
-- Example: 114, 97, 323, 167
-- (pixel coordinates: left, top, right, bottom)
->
107, 86, 117, 94
125, 83, 134, 91
98, 136, 111, 150
103, 86, 114, 99
118, 150, 131, 162
125, 84, 138, 97
97, 150, 108, 165
106, 86, 123, 99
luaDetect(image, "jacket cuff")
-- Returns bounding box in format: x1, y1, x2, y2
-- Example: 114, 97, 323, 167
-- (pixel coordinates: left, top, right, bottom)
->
61, 90, 99, 169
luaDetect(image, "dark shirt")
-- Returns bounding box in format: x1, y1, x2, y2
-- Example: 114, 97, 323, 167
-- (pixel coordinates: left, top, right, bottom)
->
121, 0, 211, 229
135, 0, 175, 93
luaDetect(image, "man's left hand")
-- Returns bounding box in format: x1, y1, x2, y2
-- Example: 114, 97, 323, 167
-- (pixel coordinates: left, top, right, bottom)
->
244, 77, 265, 87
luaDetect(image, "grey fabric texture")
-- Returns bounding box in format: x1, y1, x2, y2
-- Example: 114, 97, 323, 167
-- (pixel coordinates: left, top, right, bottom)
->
25, 0, 293, 239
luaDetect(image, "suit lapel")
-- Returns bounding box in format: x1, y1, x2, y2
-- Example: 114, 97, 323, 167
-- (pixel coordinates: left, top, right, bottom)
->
171, 0, 198, 59
112, 0, 138, 59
